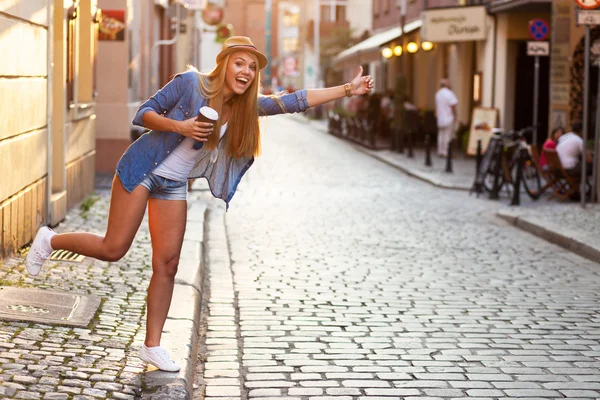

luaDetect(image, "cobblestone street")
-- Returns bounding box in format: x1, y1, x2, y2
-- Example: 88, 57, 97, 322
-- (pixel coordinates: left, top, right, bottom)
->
198, 115, 600, 399
0, 190, 151, 399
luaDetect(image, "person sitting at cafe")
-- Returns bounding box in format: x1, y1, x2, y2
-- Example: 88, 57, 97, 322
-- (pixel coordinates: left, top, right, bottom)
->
556, 120, 593, 176
540, 126, 564, 170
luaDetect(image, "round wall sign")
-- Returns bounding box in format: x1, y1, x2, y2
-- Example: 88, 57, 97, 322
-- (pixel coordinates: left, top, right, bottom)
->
529, 19, 550, 41
202, 3, 224, 26
575, 0, 600, 10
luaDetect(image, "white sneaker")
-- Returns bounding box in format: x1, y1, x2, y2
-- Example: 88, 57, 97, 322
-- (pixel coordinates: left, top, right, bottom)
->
139, 345, 181, 372
26, 226, 55, 276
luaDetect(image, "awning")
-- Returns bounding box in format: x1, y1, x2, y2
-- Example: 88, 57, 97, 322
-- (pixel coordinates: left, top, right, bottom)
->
487, 0, 551, 14
332, 19, 422, 65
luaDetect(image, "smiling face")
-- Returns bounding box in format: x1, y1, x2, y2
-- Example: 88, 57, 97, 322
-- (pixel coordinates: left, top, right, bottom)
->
224, 51, 257, 98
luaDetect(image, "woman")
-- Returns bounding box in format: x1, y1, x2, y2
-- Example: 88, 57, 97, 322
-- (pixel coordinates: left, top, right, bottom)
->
26, 37, 374, 372
540, 126, 564, 169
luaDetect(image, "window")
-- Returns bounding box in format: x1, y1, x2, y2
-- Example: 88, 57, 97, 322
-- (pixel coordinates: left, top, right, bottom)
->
321, 4, 346, 22
383, 0, 390, 13
374, 0, 380, 15
66, 1, 78, 106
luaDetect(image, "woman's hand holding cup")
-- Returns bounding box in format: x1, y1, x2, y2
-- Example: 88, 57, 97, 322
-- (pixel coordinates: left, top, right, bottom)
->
192, 106, 219, 149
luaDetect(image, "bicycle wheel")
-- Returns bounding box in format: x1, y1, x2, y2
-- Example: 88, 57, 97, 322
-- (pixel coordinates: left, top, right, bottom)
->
483, 160, 504, 193
520, 154, 542, 200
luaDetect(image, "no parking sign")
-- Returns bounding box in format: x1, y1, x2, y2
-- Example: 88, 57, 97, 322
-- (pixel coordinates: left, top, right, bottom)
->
528, 19, 549, 41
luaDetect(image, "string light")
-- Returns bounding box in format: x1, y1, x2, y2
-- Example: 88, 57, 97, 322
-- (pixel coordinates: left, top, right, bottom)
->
407, 42, 419, 53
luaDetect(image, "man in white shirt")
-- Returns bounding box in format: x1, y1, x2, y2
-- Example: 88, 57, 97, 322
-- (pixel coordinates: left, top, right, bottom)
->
435, 79, 458, 157
556, 121, 592, 175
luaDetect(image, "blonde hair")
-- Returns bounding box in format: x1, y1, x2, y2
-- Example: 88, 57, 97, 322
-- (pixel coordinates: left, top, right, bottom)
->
195, 52, 262, 158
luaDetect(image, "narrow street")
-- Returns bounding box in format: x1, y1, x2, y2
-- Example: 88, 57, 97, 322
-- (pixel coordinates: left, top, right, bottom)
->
195, 115, 600, 399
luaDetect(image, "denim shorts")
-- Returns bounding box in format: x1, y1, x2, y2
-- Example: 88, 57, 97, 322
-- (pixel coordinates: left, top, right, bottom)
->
139, 173, 187, 201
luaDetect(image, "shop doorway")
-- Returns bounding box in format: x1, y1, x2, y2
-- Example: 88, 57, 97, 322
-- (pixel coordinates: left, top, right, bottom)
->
513, 40, 550, 148
570, 28, 600, 139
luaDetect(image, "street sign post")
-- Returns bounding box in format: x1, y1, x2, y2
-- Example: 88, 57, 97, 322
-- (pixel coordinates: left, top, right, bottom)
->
528, 19, 550, 147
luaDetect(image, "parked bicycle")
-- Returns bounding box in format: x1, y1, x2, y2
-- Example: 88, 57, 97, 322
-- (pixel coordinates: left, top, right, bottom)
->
480, 126, 542, 200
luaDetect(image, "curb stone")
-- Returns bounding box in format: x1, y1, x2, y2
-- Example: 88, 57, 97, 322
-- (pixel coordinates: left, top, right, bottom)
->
286, 113, 471, 191
141, 201, 207, 399
353, 146, 471, 191
496, 208, 600, 264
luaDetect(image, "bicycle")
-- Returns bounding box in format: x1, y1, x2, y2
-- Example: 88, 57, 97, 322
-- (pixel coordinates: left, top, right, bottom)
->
480, 127, 542, 200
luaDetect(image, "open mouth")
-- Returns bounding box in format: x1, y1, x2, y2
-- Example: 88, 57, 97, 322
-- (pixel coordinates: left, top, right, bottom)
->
236, 77, 249, 86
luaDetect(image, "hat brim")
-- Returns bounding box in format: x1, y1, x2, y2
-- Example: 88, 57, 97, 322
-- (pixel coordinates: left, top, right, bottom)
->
217, 46, 268, 70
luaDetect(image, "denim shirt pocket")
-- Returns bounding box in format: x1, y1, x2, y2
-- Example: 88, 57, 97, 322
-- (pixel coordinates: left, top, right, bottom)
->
178, 103, 194, 119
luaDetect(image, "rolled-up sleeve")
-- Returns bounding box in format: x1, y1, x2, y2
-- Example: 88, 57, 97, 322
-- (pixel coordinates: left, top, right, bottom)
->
132, 71, 193, 127
258, 90, 310, 117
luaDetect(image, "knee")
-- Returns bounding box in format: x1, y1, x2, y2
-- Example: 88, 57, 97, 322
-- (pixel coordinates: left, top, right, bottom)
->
154, 255, 180, 279
103, 244, 129, 262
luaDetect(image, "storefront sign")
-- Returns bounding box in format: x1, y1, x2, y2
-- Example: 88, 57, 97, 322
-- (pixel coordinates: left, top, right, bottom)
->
99, 10, 125, 41
420, 6, 487, 42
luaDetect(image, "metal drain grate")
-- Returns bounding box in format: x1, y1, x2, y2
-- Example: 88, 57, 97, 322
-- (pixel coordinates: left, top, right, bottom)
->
7, 304, 50, 314
49, 250, 85, 263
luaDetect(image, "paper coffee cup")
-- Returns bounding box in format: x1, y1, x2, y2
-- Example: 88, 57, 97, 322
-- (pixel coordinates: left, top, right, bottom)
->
196, 106, 218, 123
193, 106, 219, 149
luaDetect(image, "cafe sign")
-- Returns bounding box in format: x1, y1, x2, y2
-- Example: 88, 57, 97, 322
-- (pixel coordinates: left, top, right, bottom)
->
420, 6, 488, 42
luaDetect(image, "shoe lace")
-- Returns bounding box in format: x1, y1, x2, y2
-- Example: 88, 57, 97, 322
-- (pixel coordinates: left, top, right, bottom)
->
154, 348, 174, 365
30, 247, 50, 264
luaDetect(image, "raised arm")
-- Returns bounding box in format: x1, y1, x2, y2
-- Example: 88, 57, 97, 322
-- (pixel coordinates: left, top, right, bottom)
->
306, 66, 374, 107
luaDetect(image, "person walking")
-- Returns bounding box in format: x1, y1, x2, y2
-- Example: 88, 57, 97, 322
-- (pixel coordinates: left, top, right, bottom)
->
435, 78, 458, 157
25, 36, 374, 372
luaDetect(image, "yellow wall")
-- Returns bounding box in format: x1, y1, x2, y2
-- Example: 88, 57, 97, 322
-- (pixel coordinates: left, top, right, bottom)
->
0, 1, 50, 256
0, 0, 97, 257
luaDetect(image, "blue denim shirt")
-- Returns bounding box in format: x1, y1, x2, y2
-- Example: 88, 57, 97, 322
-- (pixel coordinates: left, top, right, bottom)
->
117, 70, 310, 207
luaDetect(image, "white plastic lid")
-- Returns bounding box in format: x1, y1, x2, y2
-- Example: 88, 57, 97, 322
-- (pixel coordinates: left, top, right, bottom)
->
199, 106, 219, 121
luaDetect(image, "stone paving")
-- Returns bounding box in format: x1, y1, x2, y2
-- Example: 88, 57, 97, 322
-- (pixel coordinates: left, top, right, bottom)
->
0, 188, 151, 399
298, 115, 599, 260
197, 115, 600, 400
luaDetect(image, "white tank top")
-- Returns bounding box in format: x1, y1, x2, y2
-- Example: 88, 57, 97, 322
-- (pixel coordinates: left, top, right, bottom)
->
153, 123, 228, 182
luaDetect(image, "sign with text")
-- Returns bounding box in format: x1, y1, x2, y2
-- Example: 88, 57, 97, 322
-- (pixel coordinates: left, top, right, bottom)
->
420, 6, 487, 42
527, 41, 550, 56
577, 9, 600, 25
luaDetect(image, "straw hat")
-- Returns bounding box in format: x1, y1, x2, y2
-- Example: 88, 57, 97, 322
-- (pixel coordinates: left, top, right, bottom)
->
216, 36, 268, 70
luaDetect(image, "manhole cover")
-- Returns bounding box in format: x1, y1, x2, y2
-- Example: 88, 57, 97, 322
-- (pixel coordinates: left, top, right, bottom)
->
0, 287, 101, 328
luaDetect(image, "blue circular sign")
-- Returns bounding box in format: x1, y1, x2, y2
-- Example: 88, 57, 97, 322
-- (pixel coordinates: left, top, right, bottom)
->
529, 19, 549, 41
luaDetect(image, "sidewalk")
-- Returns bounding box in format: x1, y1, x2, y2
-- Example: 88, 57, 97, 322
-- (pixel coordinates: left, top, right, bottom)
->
0, 176, 207, 399
293, 113, 600, 264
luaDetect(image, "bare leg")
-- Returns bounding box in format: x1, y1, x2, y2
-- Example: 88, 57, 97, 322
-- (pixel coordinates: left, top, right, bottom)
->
50, 176, 149, 262
144, 197, 187, 347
